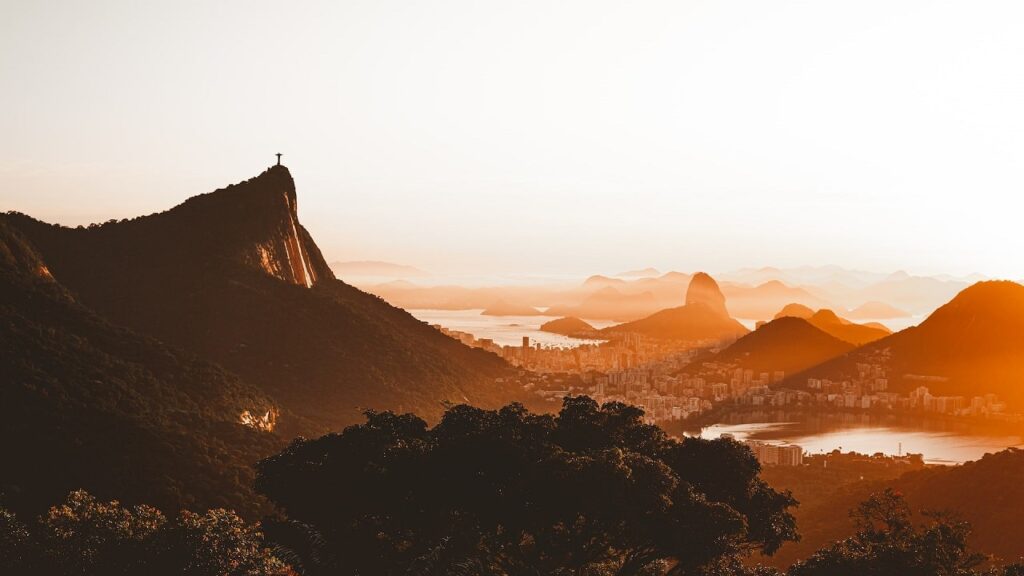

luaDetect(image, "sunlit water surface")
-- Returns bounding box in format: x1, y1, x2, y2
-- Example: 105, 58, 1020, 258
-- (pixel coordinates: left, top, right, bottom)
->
408, 308, 615, 348
699, 414, 1024, 464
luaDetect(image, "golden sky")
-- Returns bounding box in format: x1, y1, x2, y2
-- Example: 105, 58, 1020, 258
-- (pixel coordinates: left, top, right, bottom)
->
2, 1, 1023, 278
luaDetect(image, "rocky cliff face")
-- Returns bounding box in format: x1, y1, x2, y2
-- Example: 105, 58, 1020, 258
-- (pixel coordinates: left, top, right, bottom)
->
1, 166, 512, 433
233, 167, 331, 287
174, 165, 334, 287
0, 165, 334, 297
0, 221, 55, 283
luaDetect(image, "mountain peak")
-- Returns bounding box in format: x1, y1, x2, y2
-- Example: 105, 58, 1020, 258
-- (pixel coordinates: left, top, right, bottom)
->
685, 272, 728, 316
799, 280, 1024, 407
583, 274, 624, 287
0, 167, 335, 297
925, 280, 1024, 326
171, 166, 332, 287
774, 302, 815, 320
947, 279, 1024, 302
711, 315, 854, 374
810, 308, 843, 324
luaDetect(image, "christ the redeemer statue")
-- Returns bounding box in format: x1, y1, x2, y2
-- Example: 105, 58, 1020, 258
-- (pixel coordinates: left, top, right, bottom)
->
276, 153, 282, 166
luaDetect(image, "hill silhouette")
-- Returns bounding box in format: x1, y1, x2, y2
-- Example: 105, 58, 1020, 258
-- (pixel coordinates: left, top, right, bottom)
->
847, 300, 910, 319
539, 316, 597, 337
0, 221, 281, 517
805, 309, 890, 345
582, 274, 627, 288
774, 304, 890, 345
722, 279, 828, 319
792, 281, 1024, 406
853, 273, 967, 315
546, 286, 660, 321
0, 166, 512, 433
602, 273, 748, 342
704, 317, 855, 374
771, 448, 1024, 568
774, 303, 815, 319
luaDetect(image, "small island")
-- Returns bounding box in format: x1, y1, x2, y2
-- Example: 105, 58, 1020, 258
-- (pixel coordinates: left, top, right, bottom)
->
539, 316, 597, 338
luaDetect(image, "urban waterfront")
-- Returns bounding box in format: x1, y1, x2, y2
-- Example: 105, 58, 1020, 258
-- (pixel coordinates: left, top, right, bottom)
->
412, 309, 1024, 466
699, 414, 1024, 464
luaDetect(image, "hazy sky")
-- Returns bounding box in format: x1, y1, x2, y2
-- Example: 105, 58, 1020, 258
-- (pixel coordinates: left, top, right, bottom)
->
3, 1, 1023, 279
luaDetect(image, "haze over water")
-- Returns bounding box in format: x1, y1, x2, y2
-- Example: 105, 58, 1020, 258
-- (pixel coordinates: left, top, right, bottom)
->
409, 309, 614, 348
410, 308, 924, 348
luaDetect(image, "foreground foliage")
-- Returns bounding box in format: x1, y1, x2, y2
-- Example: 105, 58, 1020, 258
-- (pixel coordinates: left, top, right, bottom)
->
765, 447, 1024, 567
788, 489, 1023, 576
3, 399, 1024, 575
0, 490, 291, 575
0, 220, 283, 518
257, 397, 799, 575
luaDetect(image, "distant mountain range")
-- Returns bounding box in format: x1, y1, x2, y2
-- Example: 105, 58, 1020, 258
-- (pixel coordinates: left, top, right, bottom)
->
774, 305, 891, 346
616, 267, 660, 277
0, 166, 514, 515
546, 286, 661, 322
364, 265, 965, 325
703, 317, 855, 375
601, 273, 749, 342
788, 281, 1024, 407
845, 300, 910, 320
719, 280, 830, 319
677, 280, 1024, 406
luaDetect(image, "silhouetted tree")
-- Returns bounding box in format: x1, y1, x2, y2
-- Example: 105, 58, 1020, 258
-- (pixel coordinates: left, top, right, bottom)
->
256, 397, 799, 575
788, 489, 986, 576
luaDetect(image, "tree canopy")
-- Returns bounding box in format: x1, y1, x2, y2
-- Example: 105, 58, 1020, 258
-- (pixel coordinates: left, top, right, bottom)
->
0, 490, 290, 576
256, 397, 799, 575
788, 489, 1016, 576
5, 399, 1024, 575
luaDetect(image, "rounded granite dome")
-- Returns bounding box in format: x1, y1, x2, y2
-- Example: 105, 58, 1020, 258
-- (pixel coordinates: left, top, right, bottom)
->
685, 272, 728, 317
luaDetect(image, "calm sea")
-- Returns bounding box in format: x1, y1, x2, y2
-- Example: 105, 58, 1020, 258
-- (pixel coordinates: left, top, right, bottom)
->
699, 412, 1024, 464
408, 308, 615, 348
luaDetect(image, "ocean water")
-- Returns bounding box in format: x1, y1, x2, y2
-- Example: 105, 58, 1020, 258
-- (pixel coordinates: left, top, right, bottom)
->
699, 416, 1023, 464
408, 308, 615, 348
